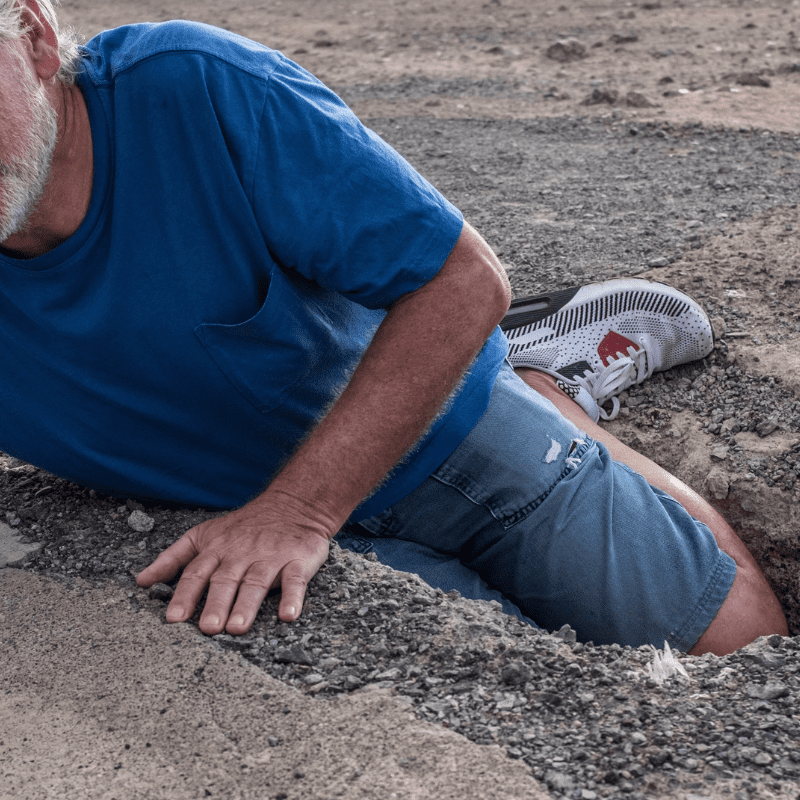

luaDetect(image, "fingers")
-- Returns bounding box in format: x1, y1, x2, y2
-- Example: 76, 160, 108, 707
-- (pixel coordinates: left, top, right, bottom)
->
136, 534, 199, 587
277, 567, 310, 623
167, 555, 280, 635
224, 577, 273, 635
277, 540, 330, 623
142, 513, 331, 635
199, 566, 275, 635
166, 552, 224, 627
223, 561, 313, 633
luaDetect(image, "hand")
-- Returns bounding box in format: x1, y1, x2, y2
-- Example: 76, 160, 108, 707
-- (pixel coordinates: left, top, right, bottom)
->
136, 498, 331, 635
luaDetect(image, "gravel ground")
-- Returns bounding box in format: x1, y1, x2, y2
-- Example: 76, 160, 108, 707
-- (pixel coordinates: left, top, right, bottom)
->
361, 114, 800, 294
7, 113, 800, 798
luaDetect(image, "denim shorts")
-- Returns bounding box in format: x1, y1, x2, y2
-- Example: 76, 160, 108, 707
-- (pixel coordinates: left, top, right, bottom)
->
338, 362, 736, 651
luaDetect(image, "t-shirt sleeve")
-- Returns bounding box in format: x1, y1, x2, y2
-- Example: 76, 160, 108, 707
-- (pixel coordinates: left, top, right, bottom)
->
251, 56, 464, 310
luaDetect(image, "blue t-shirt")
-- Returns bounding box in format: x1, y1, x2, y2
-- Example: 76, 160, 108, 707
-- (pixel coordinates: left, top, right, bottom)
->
0, 21, 507, 517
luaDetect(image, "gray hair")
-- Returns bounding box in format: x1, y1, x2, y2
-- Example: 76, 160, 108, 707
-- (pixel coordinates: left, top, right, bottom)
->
0, 0, 83, 85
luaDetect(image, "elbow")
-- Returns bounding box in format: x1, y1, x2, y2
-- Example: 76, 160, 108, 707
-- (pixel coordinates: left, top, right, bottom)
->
488, 258, 512, 324
459, 223, 511, 330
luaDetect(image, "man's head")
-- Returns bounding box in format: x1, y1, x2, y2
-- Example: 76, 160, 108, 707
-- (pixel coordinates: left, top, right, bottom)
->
0, 0, 81, 85
0, 1, 84, 244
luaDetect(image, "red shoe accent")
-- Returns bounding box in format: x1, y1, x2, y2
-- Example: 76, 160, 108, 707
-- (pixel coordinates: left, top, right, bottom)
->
597, 331, 638, 366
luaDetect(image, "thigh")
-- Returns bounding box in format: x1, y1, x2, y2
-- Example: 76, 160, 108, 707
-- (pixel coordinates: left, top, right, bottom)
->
357, 363, 736, 650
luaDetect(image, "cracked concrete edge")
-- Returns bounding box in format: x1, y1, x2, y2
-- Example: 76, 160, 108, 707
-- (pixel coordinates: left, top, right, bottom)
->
0, 522, 42, 568
0, 568, 549, 800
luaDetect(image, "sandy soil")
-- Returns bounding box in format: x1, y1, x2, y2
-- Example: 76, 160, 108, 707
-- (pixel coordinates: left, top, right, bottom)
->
60, 0, 800, 132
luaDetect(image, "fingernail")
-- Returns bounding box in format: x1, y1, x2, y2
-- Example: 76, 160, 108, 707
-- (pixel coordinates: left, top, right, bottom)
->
166, 606, 184, 622
229, 614, 243, 627
205, 614, 219, 628
285, 605, 296, 619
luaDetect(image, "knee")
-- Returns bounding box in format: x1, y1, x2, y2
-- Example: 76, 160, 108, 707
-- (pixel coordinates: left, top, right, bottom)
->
688, 561, 788, 656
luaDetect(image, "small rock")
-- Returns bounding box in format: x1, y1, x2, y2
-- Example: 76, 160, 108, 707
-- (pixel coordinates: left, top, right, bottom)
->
739, 639, 787, 667
374, 667, 403, 681
581, 87, 619, 106
625, 90, 655, 107
564, 662, 584, 679
609, 31, 639, 44
273, 645, 314, 666
127, 509, 155, 533
543, 86, 571, 100
648, 256, 670, 268
710, 444, 729, 462
747, 681, 790, 700
546, 38, 587, 62
705, 468, 729, 499
756, 418, 778, 438
711, 316, 727, 339
501, 661, 530, 686
423, 699, 454, 716
411, 593, 434, 606
544, 770, 575, 792
496, 695, 518, 710
554, 623, 577, 643
649, 748, 671, 766
0, 521, 42, 567
148, 583, 174, 602
736, 72, 771, 87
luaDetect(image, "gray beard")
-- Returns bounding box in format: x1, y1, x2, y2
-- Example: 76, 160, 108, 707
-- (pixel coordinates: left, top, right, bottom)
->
0, 82, 59, 244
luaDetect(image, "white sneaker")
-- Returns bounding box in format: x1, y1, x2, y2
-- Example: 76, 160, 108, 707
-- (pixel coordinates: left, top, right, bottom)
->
501, 278, 714, 422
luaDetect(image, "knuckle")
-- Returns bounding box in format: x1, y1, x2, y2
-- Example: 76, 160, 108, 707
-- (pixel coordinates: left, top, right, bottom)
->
207, 571, 241, 587
179, 568, 210, 585
281, 571, 309, 591
239, 574, 271, 591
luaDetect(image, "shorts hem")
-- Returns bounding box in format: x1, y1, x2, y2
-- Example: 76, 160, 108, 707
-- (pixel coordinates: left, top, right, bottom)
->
667, 550, 737, 652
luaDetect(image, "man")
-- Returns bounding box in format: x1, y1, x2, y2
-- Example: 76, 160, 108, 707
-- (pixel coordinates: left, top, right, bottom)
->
0, 0, 787, 654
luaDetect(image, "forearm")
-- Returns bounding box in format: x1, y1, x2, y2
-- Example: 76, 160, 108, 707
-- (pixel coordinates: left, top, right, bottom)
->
250, 221, 511, 533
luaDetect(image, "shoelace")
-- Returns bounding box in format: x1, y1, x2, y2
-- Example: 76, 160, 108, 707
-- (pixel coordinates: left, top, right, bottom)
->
575, 338, 654, 421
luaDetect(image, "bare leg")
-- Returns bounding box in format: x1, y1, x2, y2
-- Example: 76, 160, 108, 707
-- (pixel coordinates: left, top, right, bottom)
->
515, 367, 788, 656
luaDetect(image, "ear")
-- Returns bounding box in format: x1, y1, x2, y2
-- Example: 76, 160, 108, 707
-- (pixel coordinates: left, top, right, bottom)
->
18, 0, 61, 81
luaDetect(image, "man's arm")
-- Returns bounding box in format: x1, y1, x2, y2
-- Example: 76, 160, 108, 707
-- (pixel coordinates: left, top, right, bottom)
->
137, 221, 511, 634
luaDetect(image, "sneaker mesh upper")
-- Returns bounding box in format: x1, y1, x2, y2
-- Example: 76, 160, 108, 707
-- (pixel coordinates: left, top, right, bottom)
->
505, 282, 713, 377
